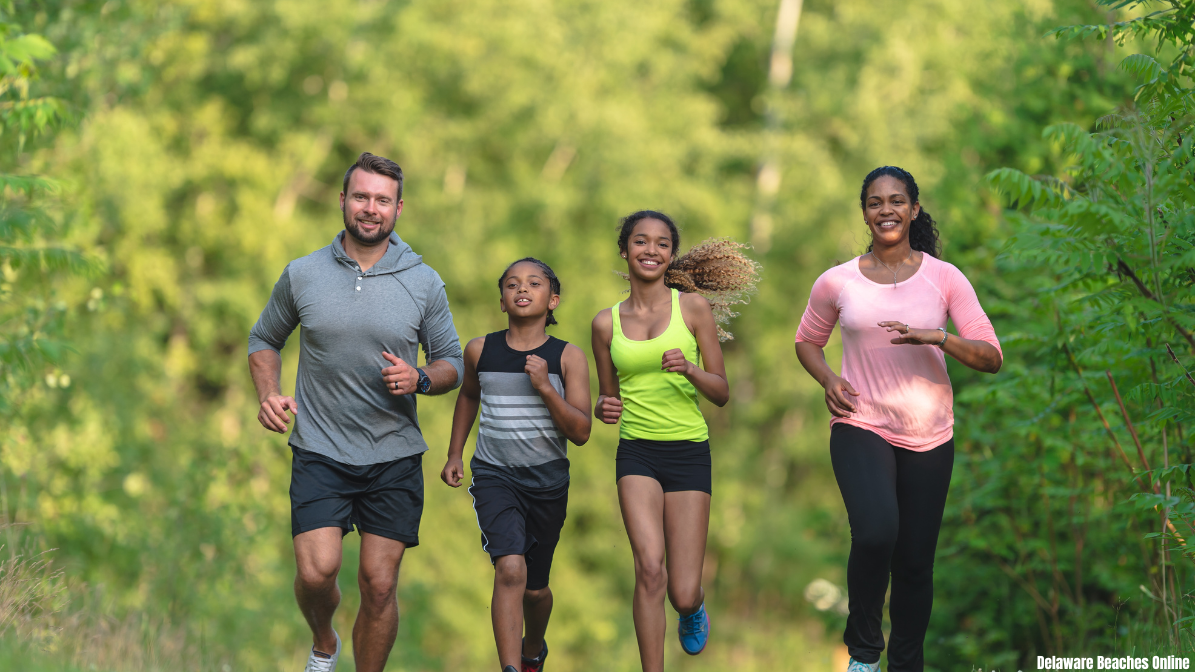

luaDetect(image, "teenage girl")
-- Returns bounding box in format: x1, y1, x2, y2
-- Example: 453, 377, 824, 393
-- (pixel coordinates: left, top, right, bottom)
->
794, 167, 1002, 672
591, 211, 759, 672
442, 258, 592, 672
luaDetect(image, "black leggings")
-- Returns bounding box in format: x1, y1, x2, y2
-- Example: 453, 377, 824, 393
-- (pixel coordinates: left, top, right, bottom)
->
829, 424, 954, 672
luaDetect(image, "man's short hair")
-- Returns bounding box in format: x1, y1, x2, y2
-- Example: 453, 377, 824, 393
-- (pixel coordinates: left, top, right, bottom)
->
343, 152, 404, 201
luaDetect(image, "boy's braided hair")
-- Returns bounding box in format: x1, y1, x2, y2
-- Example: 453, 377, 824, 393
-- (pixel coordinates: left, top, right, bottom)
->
498, 257, 561, 327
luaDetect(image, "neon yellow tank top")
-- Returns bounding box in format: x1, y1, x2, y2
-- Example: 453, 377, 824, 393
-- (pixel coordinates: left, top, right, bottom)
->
610, 289, 709, 441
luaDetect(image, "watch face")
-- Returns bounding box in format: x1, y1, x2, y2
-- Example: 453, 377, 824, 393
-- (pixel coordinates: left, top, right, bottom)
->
418, 372, 432, 393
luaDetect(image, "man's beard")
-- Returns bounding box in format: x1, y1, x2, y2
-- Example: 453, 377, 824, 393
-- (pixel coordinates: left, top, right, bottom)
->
343, 209, 396, 245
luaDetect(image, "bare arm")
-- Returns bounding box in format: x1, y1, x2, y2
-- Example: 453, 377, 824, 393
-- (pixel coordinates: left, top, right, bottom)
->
441, 338, 483, 488
422, 359, 462, 394
591, 309, 623, 424
663, 293, 729, 406
249, 349, 298, 433
794, 341, 860, 418
526, 343, 592, 445
879, 323, 1002, 374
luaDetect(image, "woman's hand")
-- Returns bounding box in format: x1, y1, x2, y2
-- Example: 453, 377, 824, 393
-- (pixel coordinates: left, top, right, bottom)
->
661, 348, 695, 375
595, 394, 623, 424
879, 321, 942, 346
823, 374, 860, 418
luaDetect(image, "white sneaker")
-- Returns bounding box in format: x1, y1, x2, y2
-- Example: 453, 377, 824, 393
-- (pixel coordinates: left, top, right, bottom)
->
304, 630, 340, 672
847, 659, 880, 672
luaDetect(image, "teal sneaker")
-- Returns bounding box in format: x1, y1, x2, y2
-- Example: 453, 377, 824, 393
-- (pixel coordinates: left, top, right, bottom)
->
677, 603, 709, 655
847, 658, 880, 672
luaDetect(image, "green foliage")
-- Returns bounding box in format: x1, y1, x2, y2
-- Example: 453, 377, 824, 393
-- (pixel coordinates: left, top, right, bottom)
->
1050, 0, 1195, 101
937, 0, 1195, 660
0, 0, 1184, 670
0, 16, 91, 416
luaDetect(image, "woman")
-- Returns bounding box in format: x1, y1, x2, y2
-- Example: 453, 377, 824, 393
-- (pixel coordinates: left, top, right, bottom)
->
591, 210, 758, 671
794, 167, 1002, 672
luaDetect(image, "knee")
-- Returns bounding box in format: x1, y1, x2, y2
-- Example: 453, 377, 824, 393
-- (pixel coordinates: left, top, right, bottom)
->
892, 555, 936, 584
668, 583, 702, 613
634, 557, 667, 594
296, 559, 340, 592
851, 519, 899, 555
523, 586, 552, 606
495, 556, 528, 590
358, 567, 398, 607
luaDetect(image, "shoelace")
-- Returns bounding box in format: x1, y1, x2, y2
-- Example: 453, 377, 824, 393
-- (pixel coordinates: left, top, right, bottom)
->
304, 651, 335, 672
678, 611, 706, 636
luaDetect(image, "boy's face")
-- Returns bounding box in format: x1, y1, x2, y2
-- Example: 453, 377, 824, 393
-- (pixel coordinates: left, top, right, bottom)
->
500, 261, 559, 322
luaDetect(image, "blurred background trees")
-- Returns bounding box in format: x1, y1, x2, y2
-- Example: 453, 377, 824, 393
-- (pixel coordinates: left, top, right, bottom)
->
0, 0, 1190, 670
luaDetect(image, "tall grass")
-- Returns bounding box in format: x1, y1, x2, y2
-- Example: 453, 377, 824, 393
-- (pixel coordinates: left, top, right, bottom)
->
0, 523, 229, 672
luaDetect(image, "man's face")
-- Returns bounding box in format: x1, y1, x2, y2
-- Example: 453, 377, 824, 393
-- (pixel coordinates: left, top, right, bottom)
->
340, 169, 403, 245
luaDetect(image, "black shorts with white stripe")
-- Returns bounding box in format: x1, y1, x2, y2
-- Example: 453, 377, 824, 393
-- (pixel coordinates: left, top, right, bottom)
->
468, 475, 568, 591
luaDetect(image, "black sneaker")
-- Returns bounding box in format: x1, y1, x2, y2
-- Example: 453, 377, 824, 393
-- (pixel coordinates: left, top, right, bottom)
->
521, 638, 548, 672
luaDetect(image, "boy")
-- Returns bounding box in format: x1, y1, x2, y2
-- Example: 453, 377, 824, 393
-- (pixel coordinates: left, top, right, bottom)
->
441, 258, 592, 672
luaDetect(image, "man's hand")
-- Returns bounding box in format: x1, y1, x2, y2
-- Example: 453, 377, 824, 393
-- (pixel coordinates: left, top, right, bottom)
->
258, 393, 298, 433
382, 352, 419, 395
595, 395, 623, 424
525, 354, 552, 393
441, 456, 465, 488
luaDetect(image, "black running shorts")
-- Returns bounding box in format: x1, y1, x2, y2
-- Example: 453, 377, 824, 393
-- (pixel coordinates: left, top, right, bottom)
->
289, 446, 424, 547
615, 438, 712, 494
468, 476, 568, 591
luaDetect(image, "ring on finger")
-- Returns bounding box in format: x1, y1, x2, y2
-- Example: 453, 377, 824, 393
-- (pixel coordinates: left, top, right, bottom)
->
392, 380, 399, 391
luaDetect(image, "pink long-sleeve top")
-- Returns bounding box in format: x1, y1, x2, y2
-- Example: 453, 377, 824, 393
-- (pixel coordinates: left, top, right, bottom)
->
795, 254, 1001, 451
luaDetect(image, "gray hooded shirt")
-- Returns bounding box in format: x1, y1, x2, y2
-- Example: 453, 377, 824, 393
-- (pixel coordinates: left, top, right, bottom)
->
248, 231, 464, 466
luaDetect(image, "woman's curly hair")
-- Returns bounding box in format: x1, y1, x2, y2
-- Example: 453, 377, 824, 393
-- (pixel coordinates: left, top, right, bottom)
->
617, 210, 762, 341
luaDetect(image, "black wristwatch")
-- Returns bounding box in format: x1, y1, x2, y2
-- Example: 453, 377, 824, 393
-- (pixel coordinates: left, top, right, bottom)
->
415, 368, 432, 394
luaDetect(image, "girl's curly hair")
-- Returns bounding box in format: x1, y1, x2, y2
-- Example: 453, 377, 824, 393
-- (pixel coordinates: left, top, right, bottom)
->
617, 210, 762, 341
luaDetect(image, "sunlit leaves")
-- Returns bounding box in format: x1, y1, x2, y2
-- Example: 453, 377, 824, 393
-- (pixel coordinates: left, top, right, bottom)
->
976, 0, 1195, 650
0, 20, 87, 423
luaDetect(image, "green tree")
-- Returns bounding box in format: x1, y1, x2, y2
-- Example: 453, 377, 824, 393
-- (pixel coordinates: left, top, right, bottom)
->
0, 15, 82, 418
0, 0, 1170, 670
936, 0, 1195, 663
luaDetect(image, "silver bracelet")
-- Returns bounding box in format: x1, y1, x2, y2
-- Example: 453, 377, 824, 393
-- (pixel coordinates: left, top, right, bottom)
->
936, 328, 948, 347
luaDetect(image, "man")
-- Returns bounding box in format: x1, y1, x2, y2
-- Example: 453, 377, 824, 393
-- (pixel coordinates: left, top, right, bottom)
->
248, 152, 463, 672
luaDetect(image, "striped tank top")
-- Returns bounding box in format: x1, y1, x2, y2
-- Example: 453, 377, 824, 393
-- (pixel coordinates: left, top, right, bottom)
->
610, 289, 708, 441
470, 331, 570, 490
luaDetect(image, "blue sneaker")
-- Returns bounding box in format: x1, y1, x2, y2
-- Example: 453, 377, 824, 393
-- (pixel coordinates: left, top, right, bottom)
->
847, 658, 880, 672
677, 602, 709, 655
